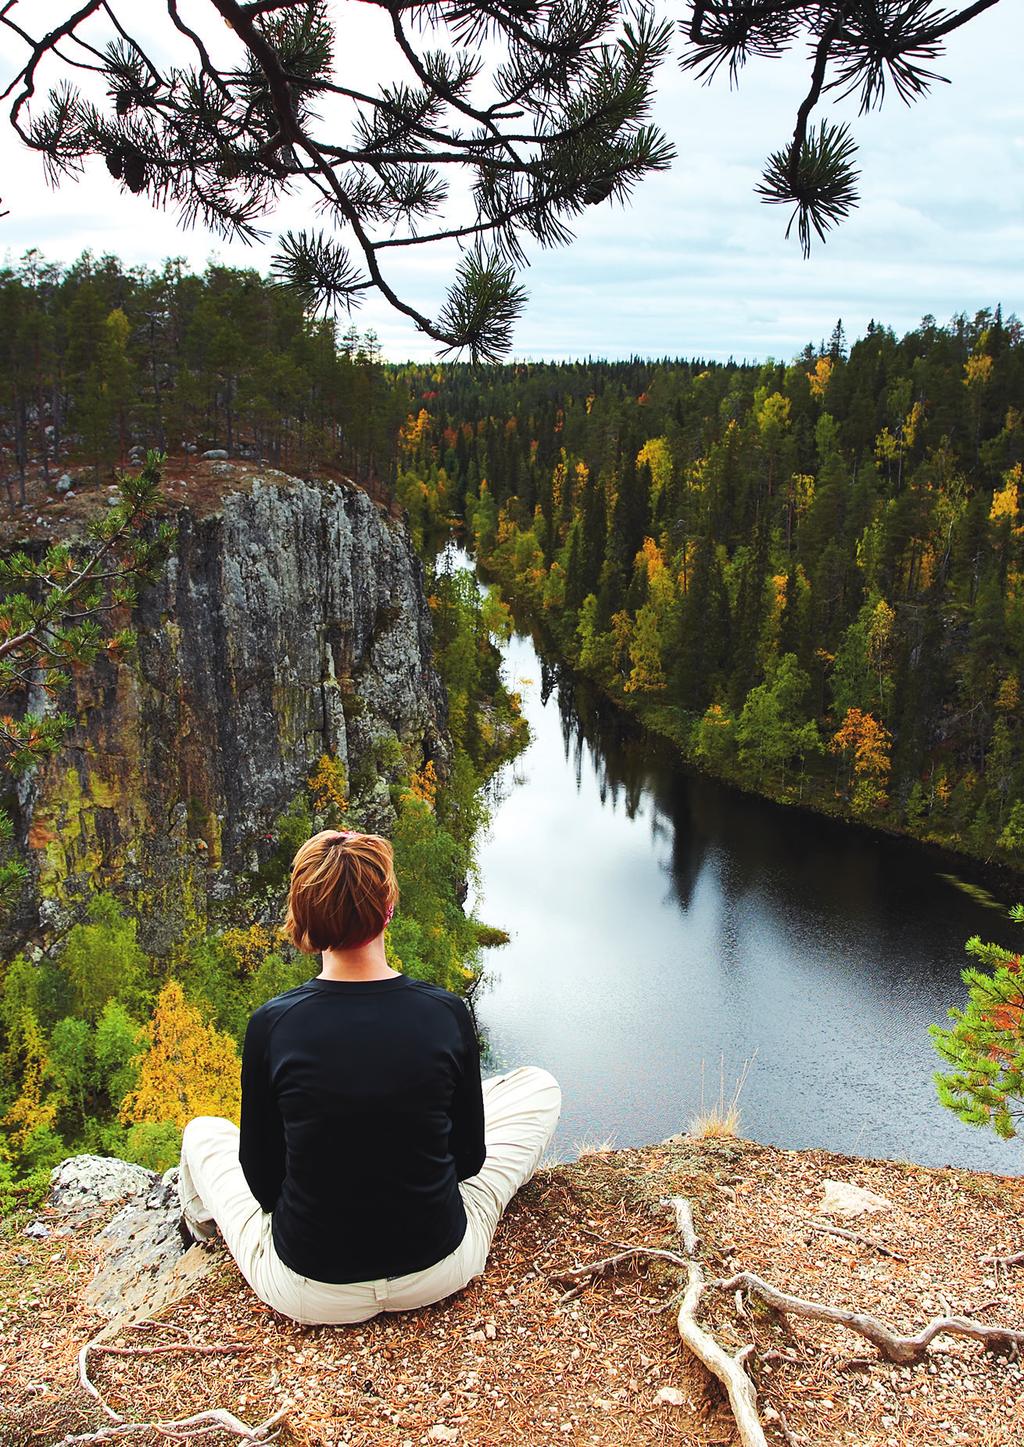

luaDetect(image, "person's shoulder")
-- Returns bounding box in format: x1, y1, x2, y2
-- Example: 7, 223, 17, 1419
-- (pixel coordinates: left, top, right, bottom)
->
404, 978, 471, 1021
247, 981, 318, 1033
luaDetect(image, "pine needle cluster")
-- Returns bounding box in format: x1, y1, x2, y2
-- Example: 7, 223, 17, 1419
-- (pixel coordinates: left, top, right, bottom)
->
0, 2, 1003, 336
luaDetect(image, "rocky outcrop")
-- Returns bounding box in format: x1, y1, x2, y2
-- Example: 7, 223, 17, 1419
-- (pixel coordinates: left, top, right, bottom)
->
26, 1155, 213, 1327
11, 470, 448, 951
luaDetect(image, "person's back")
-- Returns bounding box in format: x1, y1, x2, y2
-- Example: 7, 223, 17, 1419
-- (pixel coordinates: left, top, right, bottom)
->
178, 826, 560, 1326
240, 974, 485, 1283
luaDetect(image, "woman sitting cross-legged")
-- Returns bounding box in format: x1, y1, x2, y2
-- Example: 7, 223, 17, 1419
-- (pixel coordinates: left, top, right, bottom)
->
177, 829, 561, 1325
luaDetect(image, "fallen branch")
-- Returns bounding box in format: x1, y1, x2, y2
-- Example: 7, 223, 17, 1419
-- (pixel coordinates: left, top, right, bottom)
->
553, 1245, 690, 1302
980, 1248, 1024, 1270
664, 1197, 769, 1447
805, 1220, 908, 1261
716, 1270, 1024, 1365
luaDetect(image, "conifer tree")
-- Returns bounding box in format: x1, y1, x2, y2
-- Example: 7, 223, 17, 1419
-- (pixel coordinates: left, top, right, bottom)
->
931, 906, 1024, 1141
120, 981, 241, 1131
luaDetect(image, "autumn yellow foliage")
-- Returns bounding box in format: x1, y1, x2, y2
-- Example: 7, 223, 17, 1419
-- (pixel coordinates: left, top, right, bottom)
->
806, 355, 833, 399
990, 465, 1021, 528
408, 760, 438, 808
119, 981, 241, 1130
221, 922, 277, 976
308, 754, 348, 815
2, 1012, 57, 1153
964, 352, 994, 389
829, 708, 892, 814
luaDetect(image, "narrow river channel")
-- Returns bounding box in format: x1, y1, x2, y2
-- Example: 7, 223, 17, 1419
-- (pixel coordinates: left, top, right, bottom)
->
470, 607, 1021, 1176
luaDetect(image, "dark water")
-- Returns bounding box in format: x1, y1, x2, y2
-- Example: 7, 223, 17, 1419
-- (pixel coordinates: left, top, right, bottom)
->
473, 627, 1022, 1175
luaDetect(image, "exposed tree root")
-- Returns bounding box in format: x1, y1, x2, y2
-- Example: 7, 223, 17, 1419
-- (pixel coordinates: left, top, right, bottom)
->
664, 1197, 770, 1447
716, 1270, 1024, 1365
63, 1331, 288, 1445
54, 1402, 291, 1446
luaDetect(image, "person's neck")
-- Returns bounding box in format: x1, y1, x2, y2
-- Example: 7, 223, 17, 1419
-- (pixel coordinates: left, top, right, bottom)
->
317, 934, 399, 983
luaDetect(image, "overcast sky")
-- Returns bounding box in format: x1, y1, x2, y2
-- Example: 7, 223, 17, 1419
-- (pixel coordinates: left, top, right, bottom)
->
0, 2, 1020, 363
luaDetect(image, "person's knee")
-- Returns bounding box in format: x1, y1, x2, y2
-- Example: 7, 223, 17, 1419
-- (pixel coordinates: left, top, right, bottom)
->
181, 1115, 238, 1161
183, 1115, 236, 1140
522, 1066, 561, 1116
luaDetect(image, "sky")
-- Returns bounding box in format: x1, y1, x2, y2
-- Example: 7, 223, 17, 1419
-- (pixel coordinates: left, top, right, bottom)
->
0, 1, 1020, 364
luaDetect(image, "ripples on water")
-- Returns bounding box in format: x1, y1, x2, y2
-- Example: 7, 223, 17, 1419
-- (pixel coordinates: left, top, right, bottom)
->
472, 626, 1022, 1176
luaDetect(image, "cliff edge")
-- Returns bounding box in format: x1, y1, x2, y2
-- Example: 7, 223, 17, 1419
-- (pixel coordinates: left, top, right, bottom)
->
6, 461, 447, 955
2, 1138, 1022, 1446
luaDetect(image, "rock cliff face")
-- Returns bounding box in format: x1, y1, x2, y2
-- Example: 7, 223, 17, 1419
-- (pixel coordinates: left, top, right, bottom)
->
12, 469, 447, 951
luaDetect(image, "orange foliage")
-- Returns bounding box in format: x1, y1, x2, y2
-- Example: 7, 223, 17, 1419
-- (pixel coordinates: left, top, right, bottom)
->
408, 760, 438, 808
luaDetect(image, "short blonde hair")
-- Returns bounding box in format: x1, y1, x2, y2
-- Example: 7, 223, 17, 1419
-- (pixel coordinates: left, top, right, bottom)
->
285, 830, 398, 953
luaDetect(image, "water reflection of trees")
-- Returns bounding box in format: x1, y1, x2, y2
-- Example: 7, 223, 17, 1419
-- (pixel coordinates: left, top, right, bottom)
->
547, 659, 708, 911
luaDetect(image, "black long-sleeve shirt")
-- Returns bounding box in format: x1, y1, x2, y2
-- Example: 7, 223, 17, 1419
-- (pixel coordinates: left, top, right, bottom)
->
238, 975, 486, 1284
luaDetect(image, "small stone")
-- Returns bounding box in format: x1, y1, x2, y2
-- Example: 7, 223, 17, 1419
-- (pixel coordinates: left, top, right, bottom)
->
56, 474, 73, 493
484, 1320, 496, 1340
107, 496, 120, 507
427, 1427, 458, 1443
655, 1387, 686, 1407
819, 1180, 893, 1218
23, 1220, 50, 1239
201, 448, 229, 460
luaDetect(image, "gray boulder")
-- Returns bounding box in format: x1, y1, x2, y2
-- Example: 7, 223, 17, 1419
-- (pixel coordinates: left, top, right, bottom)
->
48, 1154, 156, 1213
201, 448, 229, 460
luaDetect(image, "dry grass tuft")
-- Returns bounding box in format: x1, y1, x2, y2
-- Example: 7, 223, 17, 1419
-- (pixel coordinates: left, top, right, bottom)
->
687, 1052, 756, 1139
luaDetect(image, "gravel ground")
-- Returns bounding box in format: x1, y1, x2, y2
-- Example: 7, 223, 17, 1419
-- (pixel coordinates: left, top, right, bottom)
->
1, 1137, 1021, 1447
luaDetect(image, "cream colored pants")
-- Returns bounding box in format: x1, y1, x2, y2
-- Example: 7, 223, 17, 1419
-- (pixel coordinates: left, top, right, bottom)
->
178, 1066, 561, 1325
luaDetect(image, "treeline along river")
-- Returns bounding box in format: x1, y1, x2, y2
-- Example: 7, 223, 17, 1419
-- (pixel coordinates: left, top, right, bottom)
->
471, 599, 1021, 1176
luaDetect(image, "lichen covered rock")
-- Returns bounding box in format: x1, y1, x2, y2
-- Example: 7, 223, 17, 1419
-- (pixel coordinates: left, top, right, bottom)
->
12, 472, 447, 950
48, 1154, 156, 1213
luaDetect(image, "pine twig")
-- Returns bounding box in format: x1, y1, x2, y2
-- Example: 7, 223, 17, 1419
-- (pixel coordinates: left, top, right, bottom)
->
804, 1219, 908, 1261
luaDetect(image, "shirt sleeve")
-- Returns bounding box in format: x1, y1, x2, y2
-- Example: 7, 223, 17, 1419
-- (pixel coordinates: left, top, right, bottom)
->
450, 1001, 486, 1181
239, 1007, 286, 1213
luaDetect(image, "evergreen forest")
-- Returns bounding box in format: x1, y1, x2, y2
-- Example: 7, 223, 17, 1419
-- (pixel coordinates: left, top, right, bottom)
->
395, 313, 1024, 867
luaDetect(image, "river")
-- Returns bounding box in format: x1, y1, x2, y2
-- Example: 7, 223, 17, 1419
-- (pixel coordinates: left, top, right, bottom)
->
471, 621, 1021, 1176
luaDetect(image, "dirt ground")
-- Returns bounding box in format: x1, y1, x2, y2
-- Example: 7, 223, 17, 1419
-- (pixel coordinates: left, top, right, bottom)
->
1, 1137, 1022, 1447
0, 455, 397, 549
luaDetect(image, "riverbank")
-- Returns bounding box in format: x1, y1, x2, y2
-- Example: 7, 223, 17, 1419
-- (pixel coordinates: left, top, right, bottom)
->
483, 564, 1024, 894
3, 1137, 1022, 1446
